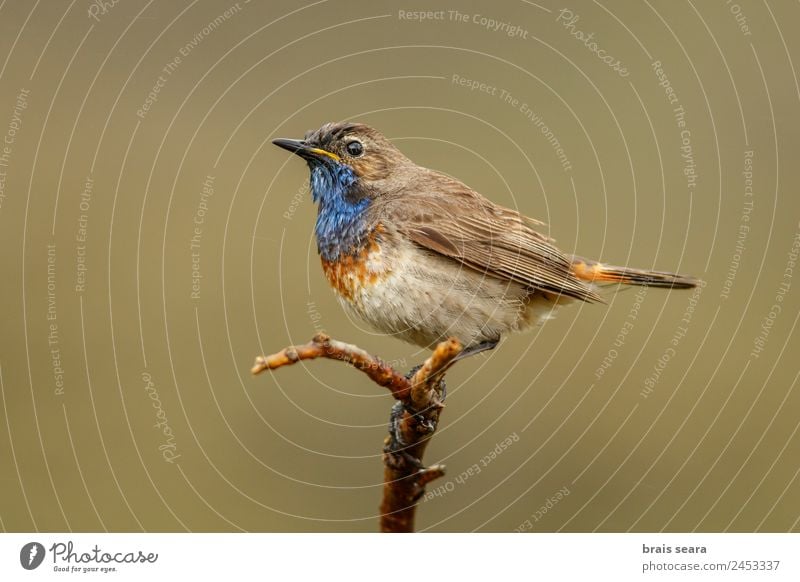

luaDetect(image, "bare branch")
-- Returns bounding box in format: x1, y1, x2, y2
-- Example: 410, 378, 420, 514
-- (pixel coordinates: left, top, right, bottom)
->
252, 333, 463, 532
252, 332, 411, 401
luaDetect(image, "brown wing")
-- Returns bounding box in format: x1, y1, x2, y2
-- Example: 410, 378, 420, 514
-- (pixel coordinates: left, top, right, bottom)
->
374, 169, 602, 303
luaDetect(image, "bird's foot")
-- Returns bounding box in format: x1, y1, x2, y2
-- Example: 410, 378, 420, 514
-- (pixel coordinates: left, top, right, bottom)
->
384, 364, 448, 470
385, 400, 424, 470
404, 364, 423, 381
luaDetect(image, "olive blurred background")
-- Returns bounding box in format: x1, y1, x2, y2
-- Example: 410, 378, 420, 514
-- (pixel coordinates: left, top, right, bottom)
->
0, 0, 798, 532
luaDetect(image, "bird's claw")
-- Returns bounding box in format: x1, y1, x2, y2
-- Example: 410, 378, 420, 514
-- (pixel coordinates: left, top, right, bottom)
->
385, 401, 423, 469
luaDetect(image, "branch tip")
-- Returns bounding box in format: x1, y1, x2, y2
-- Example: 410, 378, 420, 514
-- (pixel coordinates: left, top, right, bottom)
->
250, 356, 267, 375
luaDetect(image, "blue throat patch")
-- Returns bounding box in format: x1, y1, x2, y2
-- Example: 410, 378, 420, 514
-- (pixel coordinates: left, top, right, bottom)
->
308, 161, 371, 262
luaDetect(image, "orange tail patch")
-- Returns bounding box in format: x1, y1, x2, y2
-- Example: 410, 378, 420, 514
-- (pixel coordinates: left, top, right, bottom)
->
572, 257, 698, 289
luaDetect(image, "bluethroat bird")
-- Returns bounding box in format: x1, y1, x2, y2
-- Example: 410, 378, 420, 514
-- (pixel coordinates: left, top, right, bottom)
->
274, 122, 698, 359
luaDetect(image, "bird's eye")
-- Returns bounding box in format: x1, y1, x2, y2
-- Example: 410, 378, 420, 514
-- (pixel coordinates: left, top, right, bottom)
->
345, 140, 364, 157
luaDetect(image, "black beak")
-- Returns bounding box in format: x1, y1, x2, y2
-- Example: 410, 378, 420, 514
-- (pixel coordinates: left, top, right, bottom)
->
272, 138, 340, 162
272, 138, 306, 155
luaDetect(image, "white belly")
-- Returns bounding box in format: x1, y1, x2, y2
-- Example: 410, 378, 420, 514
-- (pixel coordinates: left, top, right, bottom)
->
331, 237, 559, 349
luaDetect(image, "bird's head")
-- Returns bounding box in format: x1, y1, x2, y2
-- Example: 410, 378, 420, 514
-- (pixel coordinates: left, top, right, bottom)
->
273, 122, 408, 204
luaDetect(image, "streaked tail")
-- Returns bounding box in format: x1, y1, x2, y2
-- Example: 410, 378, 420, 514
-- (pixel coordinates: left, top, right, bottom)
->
571, 257, 699, 289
